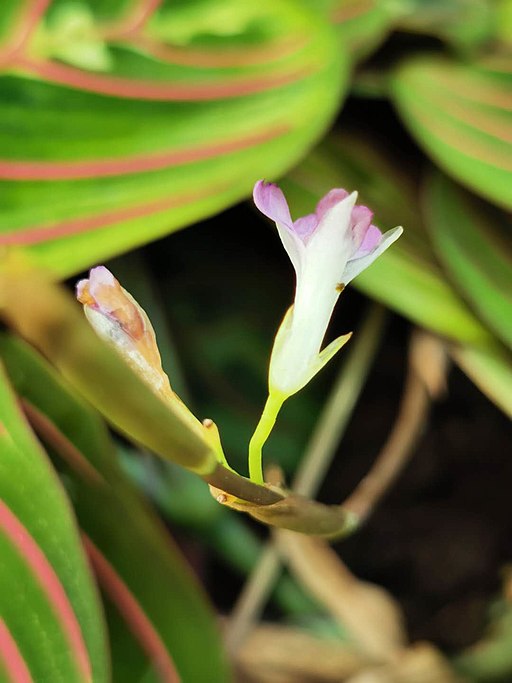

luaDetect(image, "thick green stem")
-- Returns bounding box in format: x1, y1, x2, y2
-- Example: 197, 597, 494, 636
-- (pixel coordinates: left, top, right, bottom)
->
248, 391, 286, 484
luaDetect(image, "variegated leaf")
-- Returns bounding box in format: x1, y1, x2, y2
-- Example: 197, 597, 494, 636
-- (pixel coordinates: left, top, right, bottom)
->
0, 0, 348, 277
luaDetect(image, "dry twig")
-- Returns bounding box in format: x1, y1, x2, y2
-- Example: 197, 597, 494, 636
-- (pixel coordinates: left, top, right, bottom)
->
343, 330, 447, 521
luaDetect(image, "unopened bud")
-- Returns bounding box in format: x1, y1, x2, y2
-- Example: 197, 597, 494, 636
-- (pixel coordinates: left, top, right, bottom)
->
76, 266, 173, 401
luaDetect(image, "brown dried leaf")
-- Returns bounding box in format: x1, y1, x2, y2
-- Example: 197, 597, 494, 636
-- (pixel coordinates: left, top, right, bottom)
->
345, 642, 467, 683
276, 531, 407, 663
409, 330, 448, 399
235, 623, 366, 683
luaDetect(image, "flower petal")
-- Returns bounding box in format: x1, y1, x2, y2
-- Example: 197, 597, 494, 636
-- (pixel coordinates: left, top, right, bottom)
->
253, 180, 293, 228
306, 191, 357, 279
293, 213, 318, 241
315, 188, 350, 221
76, 266, 115, 307
305, 332, 352, 386
275, 223, 306, 278
350, 205, 374, 251
268, 305, 296, 394
342, 225, 403, 284
356, 224, 382, 256
253, 180, 306, 275
87, 265, 116, 298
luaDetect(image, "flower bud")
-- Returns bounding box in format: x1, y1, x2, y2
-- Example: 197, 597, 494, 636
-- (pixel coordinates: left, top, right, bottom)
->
76, 266, 173, 401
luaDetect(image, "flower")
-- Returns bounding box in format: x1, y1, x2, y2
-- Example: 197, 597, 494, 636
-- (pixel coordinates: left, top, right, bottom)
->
253, 180, 403, 397
76, 266, 173, 400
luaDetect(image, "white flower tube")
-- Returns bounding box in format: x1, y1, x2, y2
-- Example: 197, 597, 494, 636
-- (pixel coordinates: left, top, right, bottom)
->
248, 180, 403, 483
253, 181, 403, 398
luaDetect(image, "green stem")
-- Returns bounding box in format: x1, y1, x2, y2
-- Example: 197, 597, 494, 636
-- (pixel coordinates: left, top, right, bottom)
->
248, 391, 286, 484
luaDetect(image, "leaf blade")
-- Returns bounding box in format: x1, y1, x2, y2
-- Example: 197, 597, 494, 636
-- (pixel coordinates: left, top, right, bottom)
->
391, 55, 512, 210
0, 362, 109, 683
425, 171, 512, 350
0, 0, 349, 276
1, 332, 231, 682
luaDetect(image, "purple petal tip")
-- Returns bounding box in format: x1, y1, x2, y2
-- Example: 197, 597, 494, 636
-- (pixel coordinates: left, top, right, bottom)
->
358, 224, 382, 254
253, 180, 292, 227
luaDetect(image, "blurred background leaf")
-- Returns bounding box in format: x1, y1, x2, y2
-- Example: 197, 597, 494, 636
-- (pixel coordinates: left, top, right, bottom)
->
390, 0, 496, 49
452, 340, 512, 421
391, 55, 512, 211
425, 171, 512, 351
328, 0, 396, 63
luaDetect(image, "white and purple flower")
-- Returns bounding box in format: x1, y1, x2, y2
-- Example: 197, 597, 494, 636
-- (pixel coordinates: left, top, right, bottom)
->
253, 180, 403, 397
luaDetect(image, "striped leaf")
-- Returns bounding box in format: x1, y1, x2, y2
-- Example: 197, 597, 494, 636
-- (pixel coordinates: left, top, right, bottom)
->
0, 361, 109, 683
0, 0, 348, 277
391, 54, 512, 211
0, 333, 230, 682
426, 172, 512, 351
329, 0, 394, 62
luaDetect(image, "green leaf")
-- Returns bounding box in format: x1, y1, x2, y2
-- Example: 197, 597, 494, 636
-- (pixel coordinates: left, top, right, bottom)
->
297, 0, 394, 62
0, 361, 109, 683
452, 340, 512, 419
0, 1, 19, 44
391, 54, 512, 211
329, 0, 394, 62
0, 0, 348, 277
496, 0, 512, 46
281, 132, 490, 343
425, 172, 512, 351
390, 0, 496, 50
0, 333, 231, 682
0, 332, 120, 481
